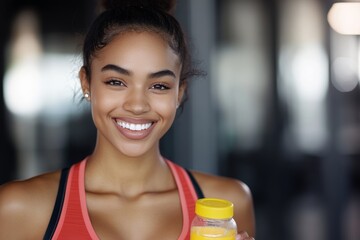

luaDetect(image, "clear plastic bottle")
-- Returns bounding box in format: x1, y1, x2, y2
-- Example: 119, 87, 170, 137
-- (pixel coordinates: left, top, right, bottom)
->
190, 198, 237, 240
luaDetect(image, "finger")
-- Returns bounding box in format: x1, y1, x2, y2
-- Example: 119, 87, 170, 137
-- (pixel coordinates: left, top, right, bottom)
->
237, 237, 255, 240
238, 231, 249, 238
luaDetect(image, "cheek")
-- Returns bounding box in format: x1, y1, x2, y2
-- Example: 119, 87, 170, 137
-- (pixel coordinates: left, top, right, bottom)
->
153, 97, 177, 118
152, 89, 180, 119
91, 90, 120, 116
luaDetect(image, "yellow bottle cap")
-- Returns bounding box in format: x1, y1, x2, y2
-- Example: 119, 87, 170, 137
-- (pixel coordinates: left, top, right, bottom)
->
195, 198, 234, 219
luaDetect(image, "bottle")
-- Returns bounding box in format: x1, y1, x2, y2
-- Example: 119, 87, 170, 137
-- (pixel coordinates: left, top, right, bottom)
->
190, 198, 237, 240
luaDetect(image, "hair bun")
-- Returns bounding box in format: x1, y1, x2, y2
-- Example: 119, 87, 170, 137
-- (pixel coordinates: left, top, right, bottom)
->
101, 0, 176, 13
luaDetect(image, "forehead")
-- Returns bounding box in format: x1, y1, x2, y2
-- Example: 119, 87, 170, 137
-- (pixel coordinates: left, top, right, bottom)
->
93, 31, 180, 71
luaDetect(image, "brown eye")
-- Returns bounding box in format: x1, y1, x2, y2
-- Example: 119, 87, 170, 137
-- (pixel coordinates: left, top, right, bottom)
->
151, 84, 170, 90
105, 79, 126, 86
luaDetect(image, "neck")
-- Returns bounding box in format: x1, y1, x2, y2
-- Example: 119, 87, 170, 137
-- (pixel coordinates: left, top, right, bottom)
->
84, 141, 173, 198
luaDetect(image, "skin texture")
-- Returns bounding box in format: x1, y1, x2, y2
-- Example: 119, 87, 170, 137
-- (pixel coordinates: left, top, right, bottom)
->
0, 32, 255, 239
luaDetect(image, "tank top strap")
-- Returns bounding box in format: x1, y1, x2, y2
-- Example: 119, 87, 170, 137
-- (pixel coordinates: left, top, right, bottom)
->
166, 160, 200, 240
185, 168, 205, 199
43, 167, 69, 240
51, 159, 99, 240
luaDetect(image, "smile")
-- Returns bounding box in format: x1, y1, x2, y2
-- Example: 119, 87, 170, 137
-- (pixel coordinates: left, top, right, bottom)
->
116, 120, 153, 131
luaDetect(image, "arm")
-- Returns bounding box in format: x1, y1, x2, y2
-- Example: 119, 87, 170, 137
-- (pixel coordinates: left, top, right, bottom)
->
0, 182, 35, 239
231, 180, 256, 237
0, 173, 59, 239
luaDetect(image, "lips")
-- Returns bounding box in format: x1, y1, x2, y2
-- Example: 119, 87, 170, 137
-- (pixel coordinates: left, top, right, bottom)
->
114, 118, 155, 140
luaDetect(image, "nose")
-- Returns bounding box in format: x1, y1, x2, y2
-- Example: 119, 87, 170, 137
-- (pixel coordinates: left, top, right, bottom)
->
123, 89, 150, 114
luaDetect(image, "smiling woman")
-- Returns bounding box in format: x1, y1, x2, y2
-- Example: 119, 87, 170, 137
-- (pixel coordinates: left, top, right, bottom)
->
82, 31, 183, 157
0, 0, 255, 239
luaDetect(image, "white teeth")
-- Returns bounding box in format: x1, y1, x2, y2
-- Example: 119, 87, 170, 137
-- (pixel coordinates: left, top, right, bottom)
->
117, 121, 152, 131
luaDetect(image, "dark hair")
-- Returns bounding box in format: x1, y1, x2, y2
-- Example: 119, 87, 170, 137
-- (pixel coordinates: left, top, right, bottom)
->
82, 0, 198, 99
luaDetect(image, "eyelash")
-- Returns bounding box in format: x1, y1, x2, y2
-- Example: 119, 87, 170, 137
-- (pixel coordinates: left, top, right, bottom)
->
104, 79, 170, 91
105, 79, 126, 86
151, 83, 170, 90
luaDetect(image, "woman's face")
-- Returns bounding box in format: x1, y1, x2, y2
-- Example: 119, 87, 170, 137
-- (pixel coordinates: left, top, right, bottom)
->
81, 31, 184, 158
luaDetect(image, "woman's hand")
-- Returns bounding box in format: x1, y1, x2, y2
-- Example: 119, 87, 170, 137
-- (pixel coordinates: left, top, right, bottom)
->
236, 231, 255, 240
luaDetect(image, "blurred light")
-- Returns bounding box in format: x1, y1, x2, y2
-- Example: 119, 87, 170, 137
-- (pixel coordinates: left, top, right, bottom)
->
328, 2, 360, 35
292, 46, 329, 102
4, 53, 83, 119
331, 57, 358, 92
279, 44, 329, 154
4, 9, 43, 117
2, 9, 82, 118
292, 46, 329, 153
40, 53, 83, 120
4, 58, 42, 116
358, 39, 360, 80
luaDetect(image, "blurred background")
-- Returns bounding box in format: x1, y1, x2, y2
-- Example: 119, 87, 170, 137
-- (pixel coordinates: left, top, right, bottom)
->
0, 0, 359, 239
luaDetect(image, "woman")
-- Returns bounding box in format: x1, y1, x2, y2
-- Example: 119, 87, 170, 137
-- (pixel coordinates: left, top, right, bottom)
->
0, 0, 255, 239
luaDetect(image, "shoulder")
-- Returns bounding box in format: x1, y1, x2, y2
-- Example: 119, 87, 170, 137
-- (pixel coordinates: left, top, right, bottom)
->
191, 170, 256, 237
192, 171, 251, 200
0, 171, 61, 239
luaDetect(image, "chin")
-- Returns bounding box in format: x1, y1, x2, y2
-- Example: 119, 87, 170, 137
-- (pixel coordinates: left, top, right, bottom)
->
116, 143, 155, 159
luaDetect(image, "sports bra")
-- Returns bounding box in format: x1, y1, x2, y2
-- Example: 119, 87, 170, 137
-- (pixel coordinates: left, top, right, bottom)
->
44, 158, 204, 240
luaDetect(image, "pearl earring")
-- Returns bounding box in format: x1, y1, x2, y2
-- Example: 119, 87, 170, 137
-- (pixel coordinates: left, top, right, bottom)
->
84, 92, 90, 99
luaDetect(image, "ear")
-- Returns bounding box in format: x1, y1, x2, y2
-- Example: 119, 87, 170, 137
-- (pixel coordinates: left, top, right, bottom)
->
177, 82, 187, 108
79, 67, 90, 94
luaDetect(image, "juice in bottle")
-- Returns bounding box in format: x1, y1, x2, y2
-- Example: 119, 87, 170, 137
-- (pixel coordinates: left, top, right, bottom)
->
190, 198, 237, 240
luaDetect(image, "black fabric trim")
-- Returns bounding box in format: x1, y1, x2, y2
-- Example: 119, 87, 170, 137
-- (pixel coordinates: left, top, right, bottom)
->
43, 167, 70, 240
185, 169, 205, 199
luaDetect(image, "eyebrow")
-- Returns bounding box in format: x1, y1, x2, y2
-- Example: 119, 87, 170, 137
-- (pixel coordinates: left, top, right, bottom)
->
101, 64, 131, 76
149, 70, 176, 79
101, 64, 176, 79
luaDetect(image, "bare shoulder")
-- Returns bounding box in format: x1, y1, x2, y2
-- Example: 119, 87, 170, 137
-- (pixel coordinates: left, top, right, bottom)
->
191, 170, 256, 237
191, 171, 252, 201
0, 171, 61, 239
